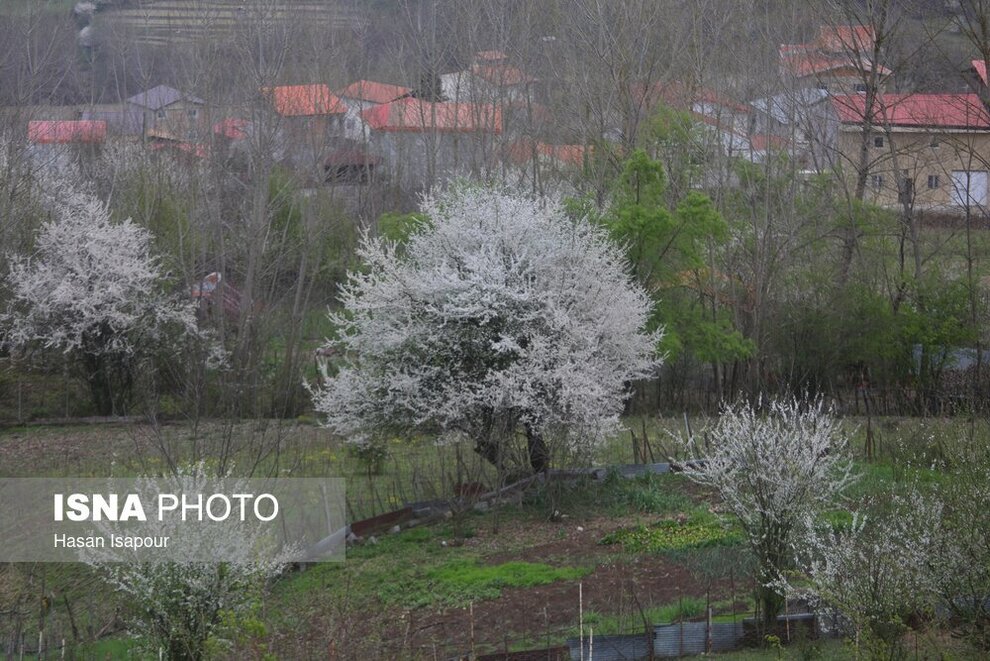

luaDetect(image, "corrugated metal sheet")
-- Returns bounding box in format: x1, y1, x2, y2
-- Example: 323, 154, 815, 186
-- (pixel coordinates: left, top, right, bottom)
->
567, 633, 650, 661
567, 621, 749, 660
653, 621, 708, 657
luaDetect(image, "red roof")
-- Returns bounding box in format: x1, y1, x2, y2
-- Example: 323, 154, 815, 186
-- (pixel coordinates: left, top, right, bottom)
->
831, 93, 990, 129
212, 118, 250, 140
469, 64, 536, 87
972, 59, 988, 86
266, 84, 347, 116
361, 98, 502, 133
28, 120, 106, 144
780, 25, 889, 78
337, 80, 411, 105
779, 50, 891, 78
816, 25, 875, 53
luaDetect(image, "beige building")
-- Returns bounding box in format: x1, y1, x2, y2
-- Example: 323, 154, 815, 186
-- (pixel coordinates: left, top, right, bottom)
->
829, 93, 990, 211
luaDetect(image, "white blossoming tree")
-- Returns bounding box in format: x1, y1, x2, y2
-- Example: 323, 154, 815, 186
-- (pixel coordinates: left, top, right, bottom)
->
1, 187, 198, 415
83, 467, 295, 661
310, 186, 659, 474
684, 398, 856, 628
781, 492, 941, 656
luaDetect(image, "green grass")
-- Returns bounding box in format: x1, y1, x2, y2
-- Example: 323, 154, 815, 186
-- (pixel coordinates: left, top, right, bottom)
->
424, 559, 590, 606
272, 524, 590, 613
600, 512, 742, 554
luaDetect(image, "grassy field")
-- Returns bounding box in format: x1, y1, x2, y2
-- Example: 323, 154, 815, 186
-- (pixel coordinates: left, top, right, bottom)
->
1, 414, 988, 658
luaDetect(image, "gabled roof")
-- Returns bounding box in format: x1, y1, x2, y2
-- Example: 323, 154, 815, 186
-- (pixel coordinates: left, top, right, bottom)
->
127, 85, 203, 110
972, 59, 988, 86
266, 84, 348, 116
831, 93, 990, 129
337, 80, 411, 105
779, 50, 891, 78
780, 25, 890, 79
469, 64, 537, 87
361, 97, 502, 133
28, 120, 106, 144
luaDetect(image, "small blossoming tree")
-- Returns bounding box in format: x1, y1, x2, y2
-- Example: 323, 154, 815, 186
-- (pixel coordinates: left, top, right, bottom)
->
684, 398, 856, 627
1, 187, 198, 414
781, 492, 940, 656
310, 186, 659, 474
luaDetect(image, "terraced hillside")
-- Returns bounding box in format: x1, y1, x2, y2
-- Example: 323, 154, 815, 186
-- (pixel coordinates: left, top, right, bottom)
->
97, 0, 369, 47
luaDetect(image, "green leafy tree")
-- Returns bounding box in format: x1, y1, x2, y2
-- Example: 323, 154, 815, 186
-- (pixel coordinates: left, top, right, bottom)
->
607, 149, 752, 376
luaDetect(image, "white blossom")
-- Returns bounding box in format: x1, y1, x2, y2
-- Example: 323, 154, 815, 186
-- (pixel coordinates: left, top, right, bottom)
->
1, 186, 197, 356
683, 398, 856, 623
82, 465, 295, 659
781, 490, 942, 650
310, 185, 660, 469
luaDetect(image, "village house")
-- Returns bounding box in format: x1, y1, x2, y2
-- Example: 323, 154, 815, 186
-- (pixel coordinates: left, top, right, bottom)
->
80, 84, 206, 139
127, 84, 206, 140
631, 80, 783, 164
828, 92, 990, 210
361, 96, 502, 189
440, 50, 538, 105
336, 80, 412, 141
26, 119, 107, 172
750, 88, 834, 169
780, 25, 892, 94
264, 83, 352, 167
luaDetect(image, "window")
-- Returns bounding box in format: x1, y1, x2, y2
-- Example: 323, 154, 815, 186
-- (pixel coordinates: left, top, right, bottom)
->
155, 110, 166, 120
872, 175, 884, 190
874, 135, 884, 148
854, 83, 868, 92
930, 137, 940, 149
928, 175, 940, 189
187, 108, 198, 119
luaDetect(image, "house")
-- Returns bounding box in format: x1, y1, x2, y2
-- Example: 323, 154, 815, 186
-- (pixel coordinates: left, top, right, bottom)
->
829, 93, 990, 210
336, 80, 412, 141
780, 25, 892, 94
361, 97, 502, 188
750, 88, 834, 168
440, 50, 537, 104
28, 120, 106, 145
79, 85, 205, 139
264, 84, 351, 163
26, 119, 106, 171
126, 84, 207, 140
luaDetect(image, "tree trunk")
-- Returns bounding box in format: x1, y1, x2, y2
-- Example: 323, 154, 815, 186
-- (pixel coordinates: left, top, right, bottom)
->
525, 423, 549, 474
